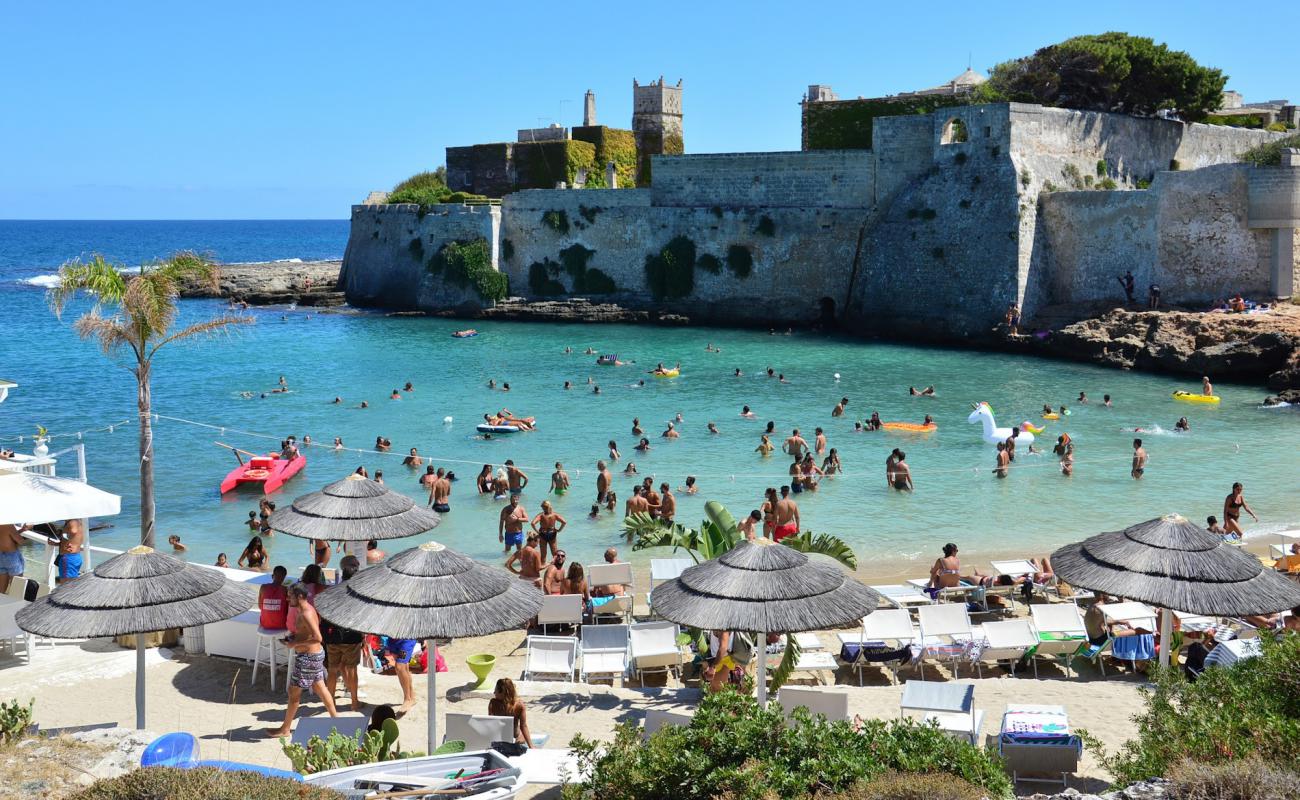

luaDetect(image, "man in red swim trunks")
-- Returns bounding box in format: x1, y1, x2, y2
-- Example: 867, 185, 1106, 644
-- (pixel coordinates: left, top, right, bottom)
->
772, 485, 800, 541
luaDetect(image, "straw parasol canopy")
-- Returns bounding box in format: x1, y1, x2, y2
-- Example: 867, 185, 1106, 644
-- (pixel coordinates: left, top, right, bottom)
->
314, 540, 543, 750
650, 538, 881, 633
16, 546, 257, 729
270, 474, 441, 541
1050, 513, 1300, 617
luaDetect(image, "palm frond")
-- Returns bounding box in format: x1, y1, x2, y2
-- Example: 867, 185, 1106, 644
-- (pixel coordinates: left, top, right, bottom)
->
148, 314, 253, 358
72, 311, 137, 358
767, 636, 802, 696
780, 530, 858, 570
47, 255, 128, 317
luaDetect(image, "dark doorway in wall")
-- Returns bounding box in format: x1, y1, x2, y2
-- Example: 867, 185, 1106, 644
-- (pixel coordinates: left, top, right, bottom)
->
818, 296, 837, 328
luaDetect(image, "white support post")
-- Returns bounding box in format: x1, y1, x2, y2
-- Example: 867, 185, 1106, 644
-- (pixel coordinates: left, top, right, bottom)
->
426, 640, 438, 752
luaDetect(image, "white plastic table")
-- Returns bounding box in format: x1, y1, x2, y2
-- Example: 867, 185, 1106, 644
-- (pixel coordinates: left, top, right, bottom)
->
204, 609, 262, 661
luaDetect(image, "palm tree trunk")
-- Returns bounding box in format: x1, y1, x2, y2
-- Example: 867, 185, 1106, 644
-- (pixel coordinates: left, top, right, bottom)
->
137, 362, 156, 549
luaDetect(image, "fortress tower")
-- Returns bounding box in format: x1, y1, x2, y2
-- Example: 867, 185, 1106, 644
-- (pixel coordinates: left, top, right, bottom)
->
632, 76, 683, 185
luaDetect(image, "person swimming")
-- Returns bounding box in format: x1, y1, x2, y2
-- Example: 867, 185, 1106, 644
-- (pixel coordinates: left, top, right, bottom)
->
909, 386, 936, 396
740, 405, 755, 418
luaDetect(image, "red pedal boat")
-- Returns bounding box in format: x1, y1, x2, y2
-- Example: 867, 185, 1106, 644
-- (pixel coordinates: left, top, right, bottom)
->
219, 452, 306, 494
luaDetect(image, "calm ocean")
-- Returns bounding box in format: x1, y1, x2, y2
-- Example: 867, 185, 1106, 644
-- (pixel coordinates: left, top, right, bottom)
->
2, 220, 1297, 580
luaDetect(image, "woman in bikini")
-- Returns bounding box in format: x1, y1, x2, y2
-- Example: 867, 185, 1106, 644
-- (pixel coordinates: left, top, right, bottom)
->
238, 536, 268, 571
530, 500, 567, 562
311, 538, 331, 568
476, 464, 494, 494
760, 487, 778, 538
928, 543, 961, 590
1222, 482, 1258, 538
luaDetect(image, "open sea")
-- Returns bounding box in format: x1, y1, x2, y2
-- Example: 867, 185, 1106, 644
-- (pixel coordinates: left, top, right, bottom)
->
2, 220, 1298, 581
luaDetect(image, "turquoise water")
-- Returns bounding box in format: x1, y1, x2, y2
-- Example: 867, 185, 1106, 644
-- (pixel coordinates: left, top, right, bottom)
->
4, 283, 1298, 580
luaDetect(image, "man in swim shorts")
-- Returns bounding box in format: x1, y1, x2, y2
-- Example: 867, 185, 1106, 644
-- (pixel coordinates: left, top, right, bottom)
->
505, 460, 528, 494
0, 523, 28, 593
499, 495, 528, 553
782, 429, 808, 460
773, 486, 800, 541
51, 519, 85, 582
266, 584, 339, 736
530, 500, 567, 562
505, 532, 544, 586
382, 636, 419, 714
1131, 439, 1147, 480
429, 467, 451, 513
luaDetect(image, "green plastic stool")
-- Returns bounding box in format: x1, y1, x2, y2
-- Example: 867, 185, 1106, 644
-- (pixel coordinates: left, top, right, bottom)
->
467, 653, 497, 689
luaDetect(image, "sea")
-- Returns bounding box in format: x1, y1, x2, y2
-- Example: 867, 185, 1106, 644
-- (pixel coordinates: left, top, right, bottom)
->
2, 219, 1298, 581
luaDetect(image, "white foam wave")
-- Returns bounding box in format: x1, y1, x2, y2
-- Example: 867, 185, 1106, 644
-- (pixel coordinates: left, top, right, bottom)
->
18, 265, 141, 288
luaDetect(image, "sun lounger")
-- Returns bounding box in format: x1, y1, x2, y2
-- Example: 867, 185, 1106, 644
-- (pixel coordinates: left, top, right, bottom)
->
536, 594, 583, 634
579, 623, 629, 683
523, 635, 578, 682
777, 686, 849, 722
917, 603, 974, 679
764, 648, 837, 685
837, 609, 916, 685
642, 708, 692, 739
999, 704, 1081, 787
589, 593, 633, 625
628, 621, 683, 683
290, 713, 368, 746
1029, 604, 1088, 678
588, 562, 635, 624
974, 620, 1037, 677
905, 578, 983, 608
443, 713, 516, 750
869, 584, 931, 610
900, 680, 983, 745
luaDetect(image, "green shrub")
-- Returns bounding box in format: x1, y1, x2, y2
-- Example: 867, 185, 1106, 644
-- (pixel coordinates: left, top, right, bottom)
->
958, 198, 973, 208
1136, 178, 1151, 189
1062, 163, 1084, 189
953, 151, 968, 165
426, 238, 506, 302
501, 238, 514, 261
528, 259, 566, 296
1, 697, 33, 744
803, 94, 968, 150
698, 253, 723, 274
387, 170, 452, 206
1205, 113, 1265, 128
1020, 169, 1031, 187
578, 205, 602, 224
644, 235, 696, 300
1170, 159, 1181, 170
563, 689, 1011, 800
710, 205, 724, 218
407, 237, 424, 261
1265, 121, 1288, 132
1096, 159, 1109, 176
1165, 757, 1300, 800
726, 244, 753, 278
69, 767, 344, 799
582, 268, 617, 294
542, 209, 570, 234
920, 208, 937, 220
1098, 633, 1300, 787
830, 771, 988, 800
1240, 133, 1300, 167
1098, 177, 1118, 190
755, 215, 776, 236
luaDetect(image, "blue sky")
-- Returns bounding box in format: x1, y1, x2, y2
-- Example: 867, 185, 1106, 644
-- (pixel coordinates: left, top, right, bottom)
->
1, 0, 1292, 220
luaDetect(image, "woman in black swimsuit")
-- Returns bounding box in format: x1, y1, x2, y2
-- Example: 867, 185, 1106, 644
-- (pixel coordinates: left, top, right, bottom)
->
1222, 482, 1258, 538
238, 536, 267, 571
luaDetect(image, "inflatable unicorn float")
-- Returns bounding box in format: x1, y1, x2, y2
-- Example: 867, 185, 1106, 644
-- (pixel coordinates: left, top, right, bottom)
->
967, 401, 1036, 446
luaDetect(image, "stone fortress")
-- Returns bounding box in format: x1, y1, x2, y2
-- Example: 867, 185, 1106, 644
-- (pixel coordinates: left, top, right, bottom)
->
340, 70, 1300, 338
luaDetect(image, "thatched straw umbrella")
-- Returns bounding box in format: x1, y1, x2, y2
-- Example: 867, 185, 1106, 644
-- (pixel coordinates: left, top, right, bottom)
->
315, 541, 542, 751
15, 546, 255, 728
270, 474, 441, 541
1051, 514, 1300, 667
650, 538, 880, 705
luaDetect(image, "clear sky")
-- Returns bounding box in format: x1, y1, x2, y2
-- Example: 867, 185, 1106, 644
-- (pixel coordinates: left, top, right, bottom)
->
2, 0, 1292, 220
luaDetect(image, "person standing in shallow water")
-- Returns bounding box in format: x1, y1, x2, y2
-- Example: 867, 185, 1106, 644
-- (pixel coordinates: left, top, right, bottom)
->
1131, 438, 1147, 480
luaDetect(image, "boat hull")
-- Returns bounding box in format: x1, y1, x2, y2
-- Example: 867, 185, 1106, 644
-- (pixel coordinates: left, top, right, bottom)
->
304, 750, 521, 798
219, 454, 306, 494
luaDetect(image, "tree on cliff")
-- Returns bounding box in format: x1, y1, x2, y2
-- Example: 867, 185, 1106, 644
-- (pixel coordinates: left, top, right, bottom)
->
975, 32, 1226, 122
48, 253, 251, 549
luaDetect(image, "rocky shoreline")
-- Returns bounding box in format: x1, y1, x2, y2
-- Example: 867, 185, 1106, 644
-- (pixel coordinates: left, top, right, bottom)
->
180, 260, 344, 306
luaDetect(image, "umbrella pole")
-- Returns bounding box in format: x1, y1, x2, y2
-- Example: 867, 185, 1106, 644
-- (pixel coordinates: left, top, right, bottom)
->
135, 634, 146, 729
756, 622, 768, 707
1159, 608, 1172, 670
426, 639, 437, 752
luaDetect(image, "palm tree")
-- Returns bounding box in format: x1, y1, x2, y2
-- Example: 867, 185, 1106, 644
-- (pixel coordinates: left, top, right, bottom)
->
49, 252, 251, 549
623, 501, 858, 694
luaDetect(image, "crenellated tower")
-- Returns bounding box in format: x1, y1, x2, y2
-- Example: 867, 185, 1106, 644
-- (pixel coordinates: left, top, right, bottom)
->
632, 76, 683, 185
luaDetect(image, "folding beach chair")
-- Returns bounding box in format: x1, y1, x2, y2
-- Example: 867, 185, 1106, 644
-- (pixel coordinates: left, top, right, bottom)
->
443, 713, 515, 750
628, 620, 683, 683
1029, 603, 1088, 678
999, 704, 1081, 788
642, 708, 692, 739
523, 635, 578, 682
536, 593, 583, 634
289, 713, 368, 746
580, 623, 629, 683
837, 609, 916, 685
900, 680, 984, 745
588, 562, 635, 624
975, 620, 1038, 677
777, 686, 849, 722
917, 603, 974, 678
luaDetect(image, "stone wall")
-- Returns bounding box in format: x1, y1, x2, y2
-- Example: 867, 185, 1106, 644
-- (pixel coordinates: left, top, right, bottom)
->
339, 203, 500, 312
649, 151, 875, 209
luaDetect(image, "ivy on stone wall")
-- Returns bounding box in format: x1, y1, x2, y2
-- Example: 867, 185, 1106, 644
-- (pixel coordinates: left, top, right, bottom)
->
501, 239, 515, 261
755, 215, 776, 236
645, 236, 697, 300
560, 243, 595, 281
541, 210, 570, 234
408, 238, 425, 261
573, 127, 638, 189
579, 205, 602, 224
726, 245, 753, 278
582, 268, 617, 294
528, 258, 566, 296
802, 95, 969, 150
698, 253, 723, 274
515, 141, 597, 190
425, 238, 507, 302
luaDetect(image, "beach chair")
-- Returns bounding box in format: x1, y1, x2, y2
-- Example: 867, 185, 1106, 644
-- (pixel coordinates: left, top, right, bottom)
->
1029, 604, 1088, 678
916, 603, 974, 678
900, 680, 984, 745
642, 708, 693, 739
974, 620, 1037, 678
580, 623, 629, 683
523, 635, 578, 682
837, 609, 916, 685
999, 704, 1081, 788
536, 594, 583, 634
588, 562, 635, 624
590, 594, 634, 625
443, 713, 515, 750
628, 620, 683, 683
289, 713, 368, 746
777, 686, 849, 722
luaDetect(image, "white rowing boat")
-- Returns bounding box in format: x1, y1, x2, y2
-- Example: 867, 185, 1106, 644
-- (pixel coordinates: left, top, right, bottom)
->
304, 750, 522, 799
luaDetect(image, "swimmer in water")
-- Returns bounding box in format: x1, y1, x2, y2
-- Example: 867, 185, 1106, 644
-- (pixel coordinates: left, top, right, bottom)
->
331, 397, 342, 404
390, 389, 401, 400
592, 385, 600, 395
755, 435, 774, 457
1202, 376, 1214, 396
662, 422, 680, 439
563, 381, 571, 390
909, 386, 936, 396
634, 437, 651, 452
740, 405, 755, 418
632, 418, 643, 436
359, 401, 368, 409
778, 374, 788, 383
707, 422, 720, 434
674, 413, 684, 423
333, 437, 343, 450
680, 476, 698, 494
1077, 391, 1088, 404
404, 382, 413, 392
1103, 394, 1112, 408
866, 412, 882, 431
588, 504, 600, 519
1175, 417, 1190, 432
832, 397, 848, 417
488, 379, 496, 389
623, 462, 638, 474
734, 368, 742, 377
550, 463, 570, 495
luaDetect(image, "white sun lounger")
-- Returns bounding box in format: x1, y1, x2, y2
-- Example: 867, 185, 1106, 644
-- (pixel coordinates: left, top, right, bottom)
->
443, 713, 515, 750
917, 603, 974, 678
579, 623, 629, 683
1029, 603, 1088, 678
536, 594, 583, 634
837, 609, 917, 685
523, 635, 578, 682
975, 620, 1038, 677
628, 621, 682, 683
901, 679, 984, 745
777, 686, 849, 722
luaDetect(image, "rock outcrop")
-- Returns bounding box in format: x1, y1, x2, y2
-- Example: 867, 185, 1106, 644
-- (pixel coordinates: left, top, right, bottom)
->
1038, 306, 1300, 389
180, 260, 344, 306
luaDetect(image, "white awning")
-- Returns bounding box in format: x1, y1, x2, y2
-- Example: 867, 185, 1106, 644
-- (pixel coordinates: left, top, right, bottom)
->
0, 469, 121, 524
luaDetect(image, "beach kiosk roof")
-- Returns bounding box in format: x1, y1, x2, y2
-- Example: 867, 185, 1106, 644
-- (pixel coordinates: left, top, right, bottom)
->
0, 469, 121, 525
16, 546, 255, 729
315, 541, 543, 751
270, 474, 441, 541
1051, 514, 1300, 666
650, 537, 880, 704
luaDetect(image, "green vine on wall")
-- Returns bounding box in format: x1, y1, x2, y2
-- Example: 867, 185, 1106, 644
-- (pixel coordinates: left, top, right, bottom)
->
726, 245, 753, 278
528, 259, 566, 296
425, 238, 507, 302
803, 95, 968, 150
754, 215, 776, 236
541, 210, 570, 234
645, 236, 697, 300
698, 253, 723, 274
501, 239, 514, 261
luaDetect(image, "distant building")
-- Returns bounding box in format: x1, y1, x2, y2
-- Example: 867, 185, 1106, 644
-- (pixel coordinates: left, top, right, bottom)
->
801, 68, 987, 150
1208, 90, 1298, 128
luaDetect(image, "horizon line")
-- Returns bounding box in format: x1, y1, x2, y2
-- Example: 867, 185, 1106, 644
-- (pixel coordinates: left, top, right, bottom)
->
0, 218, 350, 223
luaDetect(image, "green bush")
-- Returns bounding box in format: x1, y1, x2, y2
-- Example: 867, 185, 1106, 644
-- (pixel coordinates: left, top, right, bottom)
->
69, 767, 344, 799
1, 697, 33, 744
803, 94, 968, 150
528, 259, 566, 296
407, 237, 424, 261
542, 209, 570, 234
1205, 114, 1265, 128
953, 151, 968, 165
698, 253, 723, 274
388, 170, 450, 206
563, 689, 1012, 800
1265, 121, 1289, 132
1165, 757, 1300, 800
726, 244, 753, 278
644, 235, 696, 300
582, 268, 618, 294
1098, 177, 1118, 190
426, 239, 507, 302
1096, 159, 1109, 176
755, 215, 776, 236
501, 238, 514, 261
1097, 633, 1300, 787
1240, 133, 1300, 167
830, 771, 988, 800
579, 205, 602, 224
